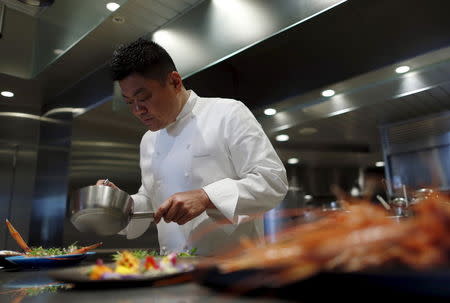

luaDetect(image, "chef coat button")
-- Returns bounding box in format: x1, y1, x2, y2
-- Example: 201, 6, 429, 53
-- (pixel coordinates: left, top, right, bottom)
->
186, 144, 191, 150
156, 152, 160, 156
184, 172, 189, 177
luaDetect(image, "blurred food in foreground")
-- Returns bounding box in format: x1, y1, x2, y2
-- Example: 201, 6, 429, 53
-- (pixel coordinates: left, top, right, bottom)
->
200, 194, 450, 286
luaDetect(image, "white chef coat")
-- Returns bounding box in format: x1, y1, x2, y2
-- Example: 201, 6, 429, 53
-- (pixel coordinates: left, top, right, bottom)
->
120, 90, 288, 255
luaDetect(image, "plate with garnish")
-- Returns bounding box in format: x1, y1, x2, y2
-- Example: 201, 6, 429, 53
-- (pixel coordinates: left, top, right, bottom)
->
3, 219, 100, 269
49, 250, 198, 288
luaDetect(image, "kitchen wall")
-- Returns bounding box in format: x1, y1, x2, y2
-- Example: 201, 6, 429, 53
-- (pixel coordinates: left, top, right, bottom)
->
0, 116, 39, 250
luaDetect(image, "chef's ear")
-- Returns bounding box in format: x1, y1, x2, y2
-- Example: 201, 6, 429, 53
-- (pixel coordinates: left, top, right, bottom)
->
168, 71, 183, 91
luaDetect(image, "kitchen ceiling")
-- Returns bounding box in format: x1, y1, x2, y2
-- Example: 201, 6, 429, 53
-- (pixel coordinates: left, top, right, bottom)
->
0, 0, 205, 112
0, 0, 350, 115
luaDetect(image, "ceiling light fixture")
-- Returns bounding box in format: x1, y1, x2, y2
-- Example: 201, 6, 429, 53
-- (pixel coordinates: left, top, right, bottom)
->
153, 30, 172, 43
0, 112, 62, 124
1, 91, 14, 98
275, 134, 289, 142
395, 66, 410, 74
321, 89, 335, 97
53, 49, 64, 55
375, 161, 385, 167
304, 195, 313, 200
106, 2, 120, 12
43, 107, 86, 117
287, 157, 299, 164
264, 108, 277, 116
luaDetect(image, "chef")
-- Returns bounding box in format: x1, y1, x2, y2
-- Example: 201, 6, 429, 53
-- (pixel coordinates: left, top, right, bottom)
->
97, 38, 288, 255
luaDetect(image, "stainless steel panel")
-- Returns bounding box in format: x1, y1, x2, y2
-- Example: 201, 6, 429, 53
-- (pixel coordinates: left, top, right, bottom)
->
389, 147, 450, 193
0, 113, 40, 250
8, 145, 38, 250
381, 111, 450, 195
382, 111, 450, 154
0, 144, 14, 249
150, 0, 347, 78
28, 115, 73, 247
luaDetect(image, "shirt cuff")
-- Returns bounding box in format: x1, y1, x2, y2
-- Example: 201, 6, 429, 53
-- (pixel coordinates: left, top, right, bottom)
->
118, 194, 152, 239
202, 178, 239, 224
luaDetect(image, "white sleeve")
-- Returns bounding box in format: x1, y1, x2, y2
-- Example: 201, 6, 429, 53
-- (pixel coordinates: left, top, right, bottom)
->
202, 102, 288, 224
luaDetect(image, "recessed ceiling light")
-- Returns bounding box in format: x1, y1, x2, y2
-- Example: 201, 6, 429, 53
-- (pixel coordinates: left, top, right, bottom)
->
1, 91, 14, 98
153, 30, 173, 43
53, 49, 64, 55
375, 161, 385, 167
299, 127, 318, 135
287, 157, 299, 164
106, 2, 120, 12
395, 66, 410, 74
264, 108, 277, 116
304, 195, 313, 200
275, 134, 289, 142
321, 89, 335, 97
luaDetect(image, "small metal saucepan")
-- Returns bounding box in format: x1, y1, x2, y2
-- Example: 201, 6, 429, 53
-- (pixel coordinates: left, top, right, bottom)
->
69, 185, 154, 236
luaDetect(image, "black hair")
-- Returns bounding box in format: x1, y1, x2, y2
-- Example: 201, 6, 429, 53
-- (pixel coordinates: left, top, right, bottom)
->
110, 38, 177, 82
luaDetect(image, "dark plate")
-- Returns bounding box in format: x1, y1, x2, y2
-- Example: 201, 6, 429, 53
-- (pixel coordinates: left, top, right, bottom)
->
195, 265, 450, 300
49, 260, 196, 288
5, 252, 96, 269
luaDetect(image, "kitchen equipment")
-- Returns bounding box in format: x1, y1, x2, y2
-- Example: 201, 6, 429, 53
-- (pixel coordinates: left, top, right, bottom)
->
69, 185, 154, 236
322, 200, 342, 212
390, 197, 410, 217
411, 188, 435, 205
376, 195, 391, 210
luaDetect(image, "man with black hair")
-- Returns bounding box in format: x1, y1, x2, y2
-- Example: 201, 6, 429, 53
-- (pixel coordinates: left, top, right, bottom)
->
97, 38, 288, 255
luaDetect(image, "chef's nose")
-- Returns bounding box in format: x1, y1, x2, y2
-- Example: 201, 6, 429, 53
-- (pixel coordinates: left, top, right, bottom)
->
134, 102, 147, 114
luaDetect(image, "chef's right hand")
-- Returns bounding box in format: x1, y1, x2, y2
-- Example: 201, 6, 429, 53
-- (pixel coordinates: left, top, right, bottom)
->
96, 179, 119, 190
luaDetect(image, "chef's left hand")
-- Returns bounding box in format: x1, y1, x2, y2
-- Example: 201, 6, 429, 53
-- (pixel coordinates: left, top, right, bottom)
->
154, 189, 214, 225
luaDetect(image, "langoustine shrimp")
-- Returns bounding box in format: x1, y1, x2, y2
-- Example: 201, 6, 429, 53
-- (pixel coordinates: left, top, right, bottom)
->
200, 195, 450, 287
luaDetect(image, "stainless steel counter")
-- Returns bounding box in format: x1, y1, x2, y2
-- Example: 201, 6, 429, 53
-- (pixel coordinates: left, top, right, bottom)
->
0, 265, 289, 303
2, 254, 449, 302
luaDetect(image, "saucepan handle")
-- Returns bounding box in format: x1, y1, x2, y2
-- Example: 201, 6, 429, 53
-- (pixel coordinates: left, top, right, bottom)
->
131, 211, 155, 220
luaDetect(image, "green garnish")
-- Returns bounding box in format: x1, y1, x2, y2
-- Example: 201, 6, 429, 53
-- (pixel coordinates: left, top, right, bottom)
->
26, 243, 80, 256
178, 247, 198, 257
112, 248, 197, 260
112, 249, 158, 261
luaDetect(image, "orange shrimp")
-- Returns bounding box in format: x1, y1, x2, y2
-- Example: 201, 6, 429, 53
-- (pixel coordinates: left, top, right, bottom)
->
70, 242, 103, 254
200, 196, 450, 289
5, 219, 30, 253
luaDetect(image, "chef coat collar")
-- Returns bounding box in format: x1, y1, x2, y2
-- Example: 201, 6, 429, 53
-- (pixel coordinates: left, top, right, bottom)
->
165, 90, 197, 131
